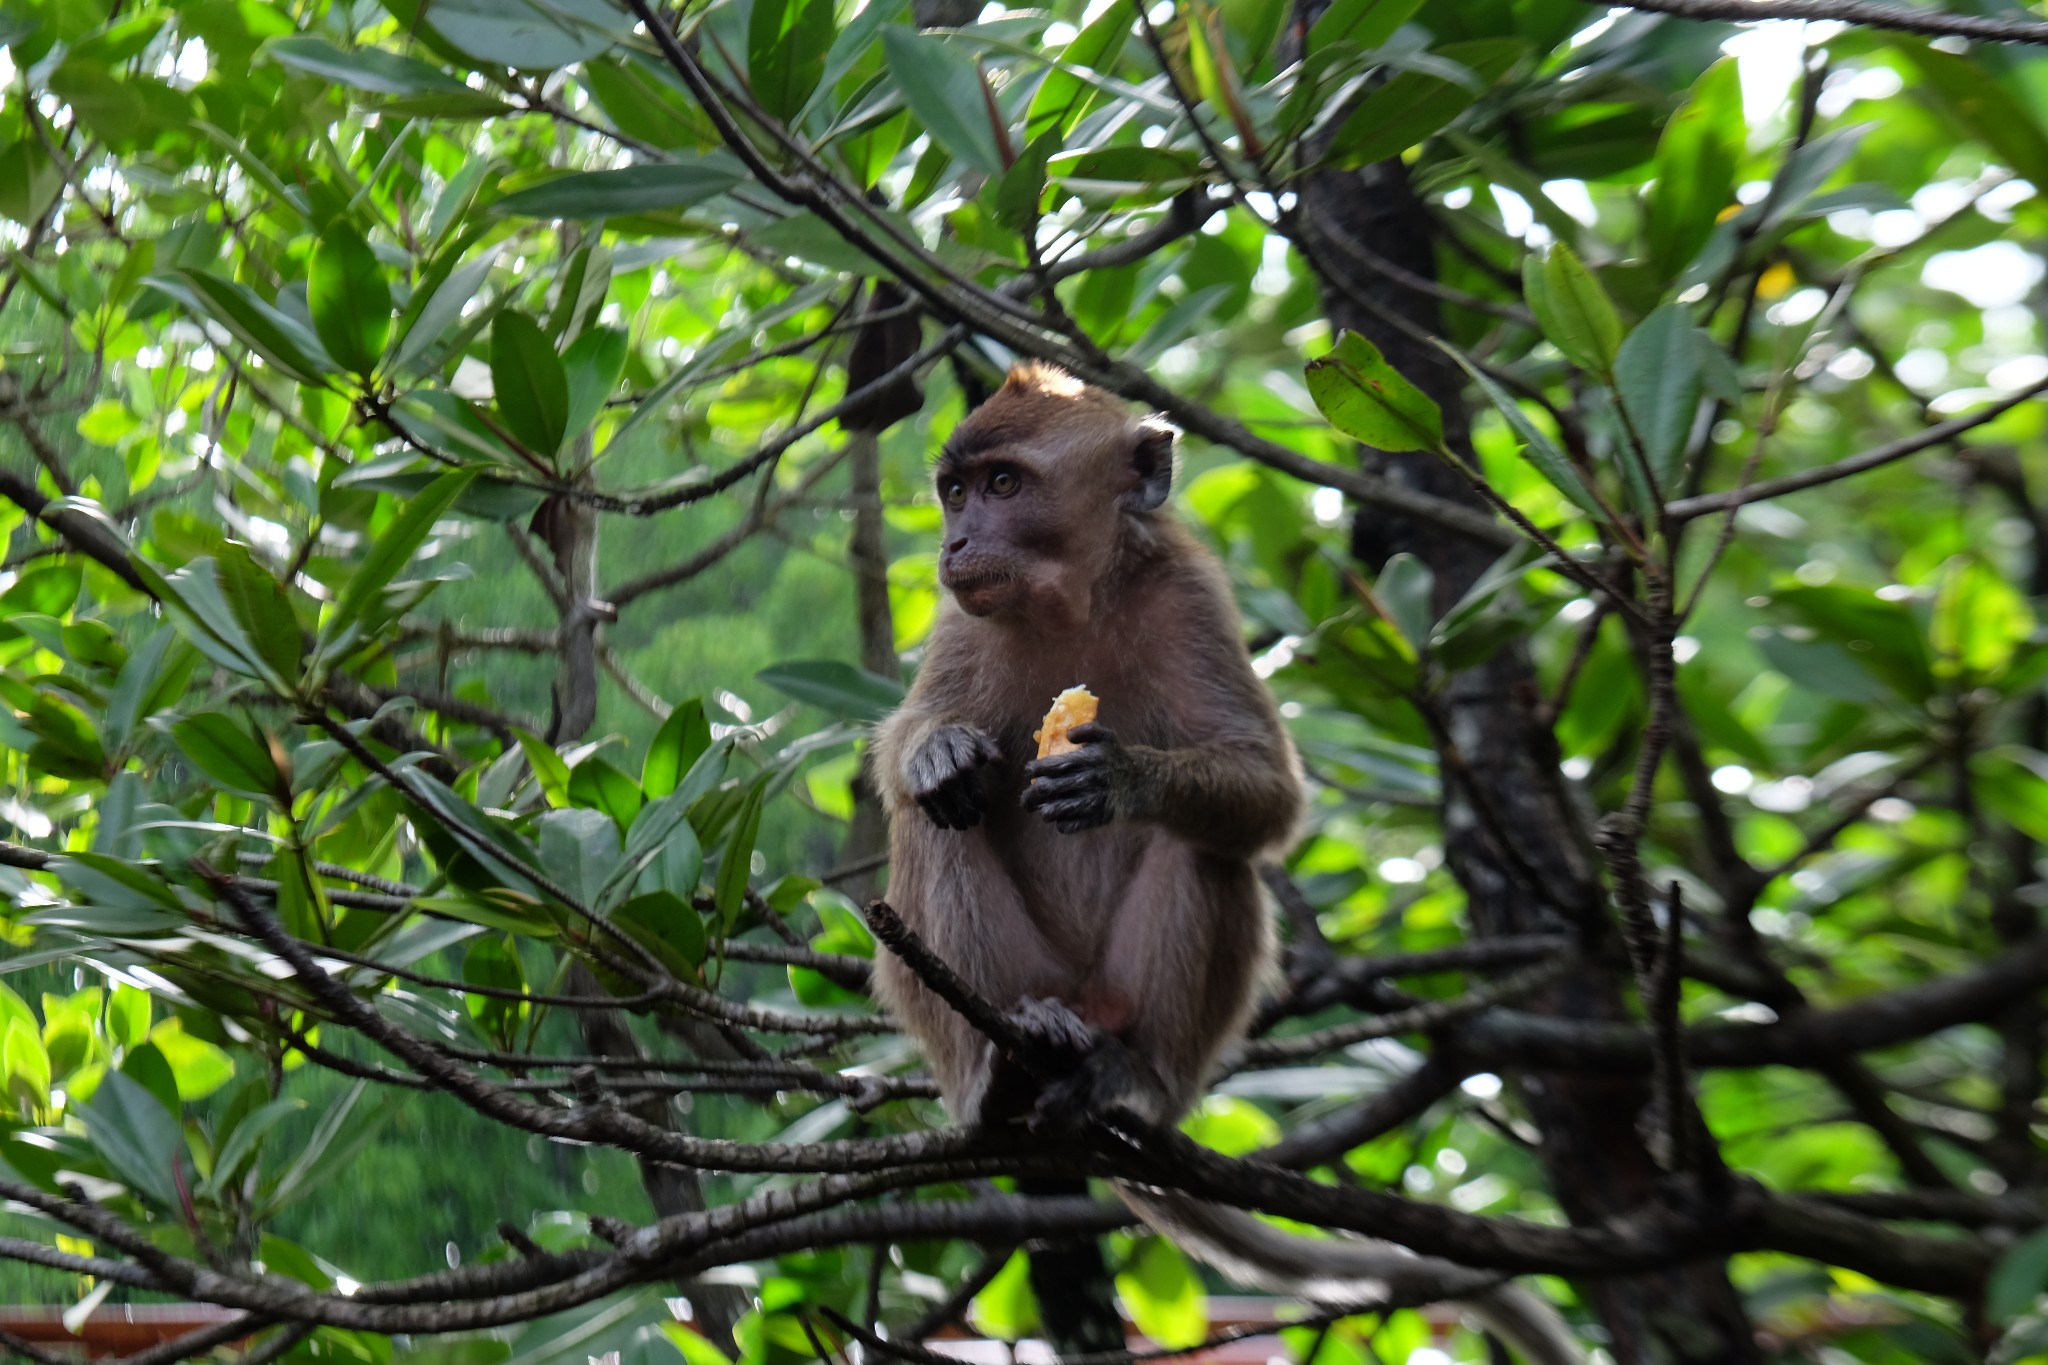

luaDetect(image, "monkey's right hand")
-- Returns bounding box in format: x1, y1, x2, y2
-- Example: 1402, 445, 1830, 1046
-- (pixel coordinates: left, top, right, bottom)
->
908, 724, 1004, 829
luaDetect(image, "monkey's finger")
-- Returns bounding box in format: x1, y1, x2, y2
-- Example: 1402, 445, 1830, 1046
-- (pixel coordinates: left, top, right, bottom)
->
1024, 751, 1104, 780
1065, 723, 1117, 746
1034, 796, 1105, 823
1023, 772, 1101, 803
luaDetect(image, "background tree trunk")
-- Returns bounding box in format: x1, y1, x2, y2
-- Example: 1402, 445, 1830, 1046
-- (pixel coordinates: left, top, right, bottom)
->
1300, 155, 1760, 1363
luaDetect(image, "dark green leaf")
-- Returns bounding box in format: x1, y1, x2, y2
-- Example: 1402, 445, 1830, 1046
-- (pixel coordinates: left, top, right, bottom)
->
491, 311, 570, 456
83, 1071, 182, 1209
748, 0, 837, 122
881, 27, 1007, 177
643, 699, 713, 798
267, 36, 470, 94
756, 660, 904, 721
562, 326, 628, 440
308, 222, 392, 379
171, 713, 282, 801
1614, 304, 1710, 486
214, 542, 302, 687
146, 270, 333, 386
1307, 0, 1424, 55
492, 161, 745, 219
1437, 341, 1604, 517
1990, 1226, 2048, 1323
1646, 60, 1741, 276
713, 779, 768, 931
1326, 39, 1524, 169
323, 467, 481, 653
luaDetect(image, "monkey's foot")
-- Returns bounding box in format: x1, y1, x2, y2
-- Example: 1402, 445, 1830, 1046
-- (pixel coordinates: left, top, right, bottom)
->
1003, 996, 1096, 1060
1029, 1036, 1136, 1135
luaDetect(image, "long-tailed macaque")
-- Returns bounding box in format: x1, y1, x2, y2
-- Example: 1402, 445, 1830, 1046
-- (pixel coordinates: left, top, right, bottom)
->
871, 364, 1581, 1365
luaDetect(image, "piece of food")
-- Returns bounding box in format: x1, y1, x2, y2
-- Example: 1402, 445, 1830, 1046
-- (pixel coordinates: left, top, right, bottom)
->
1033, 686, 1099, 760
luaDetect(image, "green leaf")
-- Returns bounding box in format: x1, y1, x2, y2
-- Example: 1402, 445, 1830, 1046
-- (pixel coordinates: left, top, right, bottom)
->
308, 221, 392, 379
603, 739, 729, 909
83, 1070, 182, 1209
1115, 1238, 1207, 1349
615, 891, 708, 976
0, 138, 62, 226
749, 0, 837, 122
643, 699, 713, 799
491, 311, 570, 456
107, 984, 150, 1050
537, 807, 622, 907
516, 730, 573, 808
1326, 39, 1524, 169
393, 247, 499, 375
1437, 341, 1604, 517
881, 27, 1007, 177
1308, 0, 1423, 51
214, 542, 302, 688
146, 269, 334, 386
968, 1251, 1039, 1338
1613, 304, 1713, 486
323, 467, 480, 653
149, 1021, 235, 1100
562, 326, 628, 440
568, 756, 643, 829
2, 562, 81, 615
386, 0, 621, 72
1025, 0, 1129, 140
171, 713, 283, 801
267, 36, 471, 95
492, 161, 745, 219
713, 779, 768, 931
1897, 40, 2048, 194
1531, 242, 1624, 377
1375, 552, 1436, 648
4, 1016, 48, 1107
202, 1097, 306, 1198
1646, 60, 1742, 276
755, 660, 904, 722
1990, 1226, 2048, 1324
264, 1079, 405, 1213
1304, 330, 1444, 453
995, 130, 1058, 234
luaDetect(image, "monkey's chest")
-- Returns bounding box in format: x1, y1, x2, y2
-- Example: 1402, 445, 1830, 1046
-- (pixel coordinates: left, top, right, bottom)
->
981, 791, 1155, 956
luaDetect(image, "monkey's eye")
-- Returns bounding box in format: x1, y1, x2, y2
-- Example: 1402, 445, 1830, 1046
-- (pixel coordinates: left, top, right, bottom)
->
940, 478, 966, 507
987, 469, 1020, 497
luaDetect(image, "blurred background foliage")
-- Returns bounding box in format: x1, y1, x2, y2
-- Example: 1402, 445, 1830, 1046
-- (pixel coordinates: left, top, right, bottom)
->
0, 0, 2043, 1360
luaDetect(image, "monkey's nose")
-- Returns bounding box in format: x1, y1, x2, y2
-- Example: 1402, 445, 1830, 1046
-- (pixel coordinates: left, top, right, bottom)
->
945, 537, 968, 554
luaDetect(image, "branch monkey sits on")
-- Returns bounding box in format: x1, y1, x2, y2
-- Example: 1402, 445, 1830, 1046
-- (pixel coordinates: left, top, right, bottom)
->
871, 362, 1582, 1365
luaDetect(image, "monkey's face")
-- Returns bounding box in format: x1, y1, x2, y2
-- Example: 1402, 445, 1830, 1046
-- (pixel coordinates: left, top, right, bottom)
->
934, 454, 1070, 618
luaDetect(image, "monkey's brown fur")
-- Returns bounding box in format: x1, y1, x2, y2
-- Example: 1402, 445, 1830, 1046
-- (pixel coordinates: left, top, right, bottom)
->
871, 361, 1303, 1126
870, 366, 1585, 1365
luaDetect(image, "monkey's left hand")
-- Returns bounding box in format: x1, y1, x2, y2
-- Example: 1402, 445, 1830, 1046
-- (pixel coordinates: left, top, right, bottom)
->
1021, 723, 1126, 833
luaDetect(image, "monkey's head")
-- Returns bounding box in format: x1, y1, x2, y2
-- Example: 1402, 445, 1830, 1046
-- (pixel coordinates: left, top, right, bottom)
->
932, 363, 1176, 622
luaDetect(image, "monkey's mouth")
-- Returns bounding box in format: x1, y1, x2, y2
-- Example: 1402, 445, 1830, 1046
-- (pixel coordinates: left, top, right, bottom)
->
941, 568, 1017, 613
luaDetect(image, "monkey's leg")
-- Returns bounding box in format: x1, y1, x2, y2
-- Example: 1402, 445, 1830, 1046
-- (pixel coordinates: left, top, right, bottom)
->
875, 830, 1080, 1121
1084, 842, 1272, 1123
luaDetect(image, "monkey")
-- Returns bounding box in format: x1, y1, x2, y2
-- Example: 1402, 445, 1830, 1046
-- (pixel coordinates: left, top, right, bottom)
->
869, 363, 1583, 1365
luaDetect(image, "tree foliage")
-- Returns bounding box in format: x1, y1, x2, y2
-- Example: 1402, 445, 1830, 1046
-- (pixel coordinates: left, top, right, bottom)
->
0, 0, 2046, 1361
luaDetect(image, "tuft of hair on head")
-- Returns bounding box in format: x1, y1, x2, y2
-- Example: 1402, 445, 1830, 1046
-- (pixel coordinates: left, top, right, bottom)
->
1000, 360, 1088, 399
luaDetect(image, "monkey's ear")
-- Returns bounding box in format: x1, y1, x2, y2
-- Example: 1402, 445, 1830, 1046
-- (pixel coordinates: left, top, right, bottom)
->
1122, 417, 1177, 512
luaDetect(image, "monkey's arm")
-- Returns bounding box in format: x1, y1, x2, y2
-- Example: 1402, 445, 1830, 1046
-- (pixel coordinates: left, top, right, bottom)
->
1023, 723, 1301, 858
